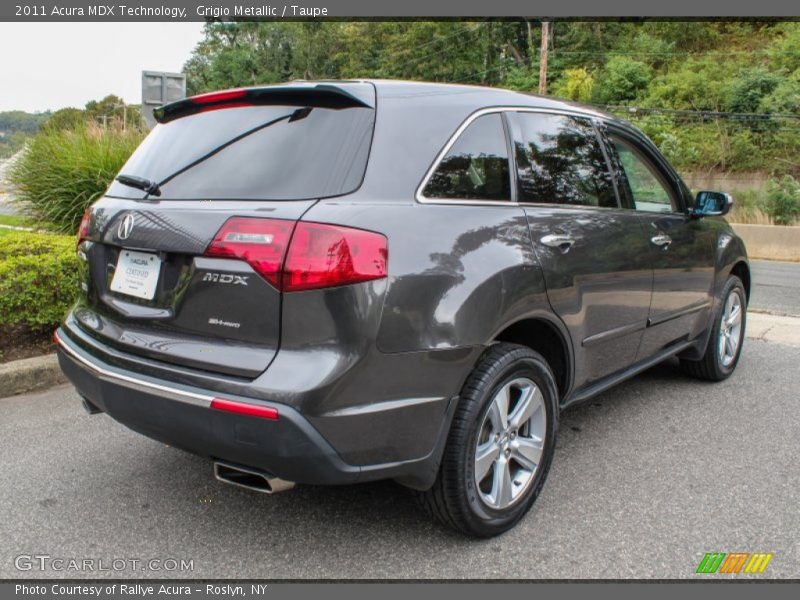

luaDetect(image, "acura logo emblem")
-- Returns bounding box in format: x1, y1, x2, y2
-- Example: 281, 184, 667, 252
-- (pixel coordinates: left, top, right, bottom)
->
117, 214, 135, 240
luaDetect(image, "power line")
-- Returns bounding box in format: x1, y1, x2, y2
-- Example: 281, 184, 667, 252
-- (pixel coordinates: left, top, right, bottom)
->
603, 105, 800, 121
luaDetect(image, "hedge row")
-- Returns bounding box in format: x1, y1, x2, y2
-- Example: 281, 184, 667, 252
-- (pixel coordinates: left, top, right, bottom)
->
0, 231, 80, 330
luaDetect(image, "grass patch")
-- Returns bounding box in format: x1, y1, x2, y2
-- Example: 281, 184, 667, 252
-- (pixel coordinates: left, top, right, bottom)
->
0, 214, 35, 228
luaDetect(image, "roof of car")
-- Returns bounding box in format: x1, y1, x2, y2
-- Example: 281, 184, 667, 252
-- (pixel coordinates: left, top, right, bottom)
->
294, 78, 618, 121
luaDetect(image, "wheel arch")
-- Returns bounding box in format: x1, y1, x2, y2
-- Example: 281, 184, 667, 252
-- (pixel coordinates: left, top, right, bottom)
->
729, 260, 751, 303
491, 315, 573, 402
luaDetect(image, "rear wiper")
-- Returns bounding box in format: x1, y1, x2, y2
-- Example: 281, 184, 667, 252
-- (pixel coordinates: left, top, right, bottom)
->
115, 174, 161, 197
152, 107, 313, 196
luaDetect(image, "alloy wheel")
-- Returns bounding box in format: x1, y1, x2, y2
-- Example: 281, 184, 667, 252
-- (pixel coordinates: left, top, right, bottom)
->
718, 290, 743, 367
473, 377, 546, 510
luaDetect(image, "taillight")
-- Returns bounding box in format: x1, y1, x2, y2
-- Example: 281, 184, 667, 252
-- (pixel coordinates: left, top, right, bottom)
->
204, 217, 388, 292
77, 209, 92, 246
205, 218, 294, 288
282, 222, 388, 292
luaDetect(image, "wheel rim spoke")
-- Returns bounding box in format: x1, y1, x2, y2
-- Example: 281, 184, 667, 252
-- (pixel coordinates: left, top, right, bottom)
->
491, 457, 513, 508
727, 305, 741, 327
725, 335, 736, 358
508, 384, 541, 430
488, 386, 510, 431
511, 436, 543, 471
475, 441, 498, 483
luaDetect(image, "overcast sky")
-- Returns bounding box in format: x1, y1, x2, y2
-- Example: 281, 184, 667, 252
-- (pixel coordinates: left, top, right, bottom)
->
0, 23, 205, 113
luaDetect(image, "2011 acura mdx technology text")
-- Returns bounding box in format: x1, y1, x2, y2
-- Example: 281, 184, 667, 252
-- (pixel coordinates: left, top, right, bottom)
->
56, 80, 749, 537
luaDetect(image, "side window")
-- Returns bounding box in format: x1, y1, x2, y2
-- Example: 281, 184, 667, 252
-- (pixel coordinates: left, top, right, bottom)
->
423, 113, 511, 201
511, 113, 617, 208
610, 137, 677, 213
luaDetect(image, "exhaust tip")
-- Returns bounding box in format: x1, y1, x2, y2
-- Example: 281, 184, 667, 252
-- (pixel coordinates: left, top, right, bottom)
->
80, 396, 103, 415
213, 462, 295, 494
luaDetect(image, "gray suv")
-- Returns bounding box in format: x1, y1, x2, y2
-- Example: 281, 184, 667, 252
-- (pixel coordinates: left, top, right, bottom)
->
56, 81, 749, 537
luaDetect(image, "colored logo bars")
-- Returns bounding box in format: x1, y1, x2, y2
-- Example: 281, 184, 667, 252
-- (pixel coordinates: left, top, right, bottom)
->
696, 552, 773, 574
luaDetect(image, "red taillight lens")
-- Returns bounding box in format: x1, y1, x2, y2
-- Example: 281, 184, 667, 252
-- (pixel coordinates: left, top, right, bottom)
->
190, 89, 247, 104
211, 398, 279, 420
282, 222, 388, 292
189, 89, 251, 115
205, 218, 388, 292
77, 209, 92, 245
205, 217, 295, 288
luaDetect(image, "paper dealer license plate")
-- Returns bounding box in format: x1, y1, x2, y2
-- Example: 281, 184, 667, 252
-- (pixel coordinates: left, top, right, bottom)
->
110, 250, 162, 300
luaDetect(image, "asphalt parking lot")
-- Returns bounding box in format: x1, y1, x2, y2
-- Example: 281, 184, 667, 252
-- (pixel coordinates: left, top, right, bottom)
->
2, 262, 799, 579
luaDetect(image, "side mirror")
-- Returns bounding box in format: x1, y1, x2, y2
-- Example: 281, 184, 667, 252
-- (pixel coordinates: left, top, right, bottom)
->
692, 191, 733, 217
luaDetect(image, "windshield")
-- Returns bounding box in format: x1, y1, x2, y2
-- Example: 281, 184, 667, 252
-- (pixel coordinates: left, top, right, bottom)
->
107, 105, 374, 201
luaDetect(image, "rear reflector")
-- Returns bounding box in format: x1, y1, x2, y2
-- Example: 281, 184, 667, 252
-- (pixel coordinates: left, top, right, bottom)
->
205, 217, 387, 292
211, 398, 279, 420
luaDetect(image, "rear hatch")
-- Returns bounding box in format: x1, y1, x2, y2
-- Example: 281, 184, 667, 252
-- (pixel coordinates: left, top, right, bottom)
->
73, 83, 376, 378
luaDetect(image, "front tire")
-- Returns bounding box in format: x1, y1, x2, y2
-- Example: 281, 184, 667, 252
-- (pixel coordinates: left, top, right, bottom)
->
419, 343, 558, 537
681, 275, 746, 381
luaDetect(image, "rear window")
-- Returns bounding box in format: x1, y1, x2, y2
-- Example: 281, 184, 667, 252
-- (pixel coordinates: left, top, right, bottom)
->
107, 105, 374, 201
510, 112, 617, 208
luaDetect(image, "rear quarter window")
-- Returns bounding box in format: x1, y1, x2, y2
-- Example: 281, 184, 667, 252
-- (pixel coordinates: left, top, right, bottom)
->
421, 113, 511, 202
107, 105, 374, 201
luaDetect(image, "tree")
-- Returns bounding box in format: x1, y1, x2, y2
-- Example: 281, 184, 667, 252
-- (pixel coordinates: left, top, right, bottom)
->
552, 68, 594, 102
725, 67, 781, 113
594, 56, 651, 104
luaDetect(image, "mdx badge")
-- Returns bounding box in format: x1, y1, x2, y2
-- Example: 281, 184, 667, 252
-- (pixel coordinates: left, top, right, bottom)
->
202, 272, 249, 286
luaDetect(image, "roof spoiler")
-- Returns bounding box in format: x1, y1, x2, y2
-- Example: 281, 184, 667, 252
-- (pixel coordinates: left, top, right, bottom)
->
154, 83, 374, 124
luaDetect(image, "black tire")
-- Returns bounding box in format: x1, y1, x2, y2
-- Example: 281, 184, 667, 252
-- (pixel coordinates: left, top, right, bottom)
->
418, 343, 558, 537
680, 275, 746, 382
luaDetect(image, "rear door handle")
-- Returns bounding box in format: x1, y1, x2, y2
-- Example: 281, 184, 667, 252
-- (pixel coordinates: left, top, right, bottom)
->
540, 234, 576, 252
651, 233, 672, 248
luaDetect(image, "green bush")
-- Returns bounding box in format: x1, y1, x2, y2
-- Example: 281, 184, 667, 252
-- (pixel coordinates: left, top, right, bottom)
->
765, 176, 800, 226
724, 67, 781, 113
0, 231, 80, 330
594, 56, 651, 103
552, 68, 594, 102
9, 123, 144, 234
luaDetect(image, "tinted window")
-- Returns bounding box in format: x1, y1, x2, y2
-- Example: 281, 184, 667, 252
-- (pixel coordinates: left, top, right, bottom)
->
423, 113, 511, 201
512, 113, 617, 208
610, 137, 676, 213
107, 105, 374, 200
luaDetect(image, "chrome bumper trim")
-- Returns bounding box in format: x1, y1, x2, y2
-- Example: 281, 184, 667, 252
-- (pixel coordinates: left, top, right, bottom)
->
55, 330, 215, 408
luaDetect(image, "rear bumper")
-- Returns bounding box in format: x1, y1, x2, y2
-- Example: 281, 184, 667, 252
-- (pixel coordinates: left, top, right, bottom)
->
57, 328, 443, 487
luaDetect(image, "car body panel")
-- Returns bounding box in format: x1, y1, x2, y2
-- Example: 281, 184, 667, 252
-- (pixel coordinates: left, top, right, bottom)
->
524, 205, 653, 386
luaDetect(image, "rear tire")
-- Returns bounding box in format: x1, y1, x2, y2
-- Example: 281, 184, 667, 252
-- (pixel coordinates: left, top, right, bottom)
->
680, 275, 746, 382
419, 343, 558, 537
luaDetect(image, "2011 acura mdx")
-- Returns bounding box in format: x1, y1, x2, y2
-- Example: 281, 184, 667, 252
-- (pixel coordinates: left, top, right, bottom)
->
56, 80, 749, 537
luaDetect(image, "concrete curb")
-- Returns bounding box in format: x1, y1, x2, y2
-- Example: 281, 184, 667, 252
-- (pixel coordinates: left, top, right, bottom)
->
0, 353, 66, 399
746, 311, 800, 346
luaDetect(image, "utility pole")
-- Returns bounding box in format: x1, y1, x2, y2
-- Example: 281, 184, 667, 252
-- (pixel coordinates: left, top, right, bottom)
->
538, 20, 551, 95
